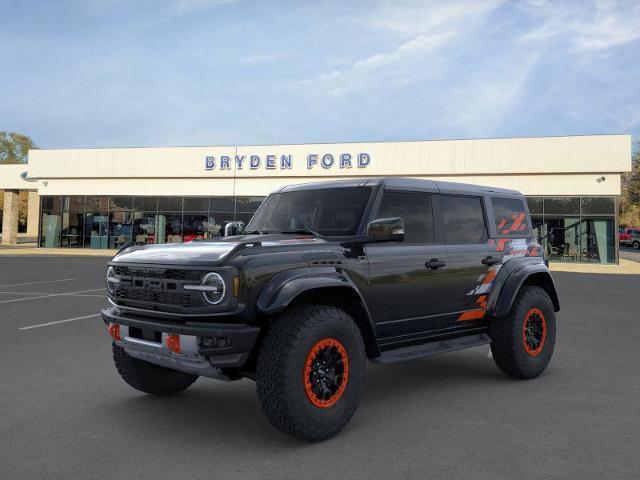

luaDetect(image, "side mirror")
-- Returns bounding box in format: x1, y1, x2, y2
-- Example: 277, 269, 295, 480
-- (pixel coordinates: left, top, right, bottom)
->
367, 217, 405, 242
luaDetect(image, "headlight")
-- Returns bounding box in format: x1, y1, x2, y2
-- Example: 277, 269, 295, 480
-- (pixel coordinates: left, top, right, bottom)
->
184, 272, 226, 305
106, 266, 119, 294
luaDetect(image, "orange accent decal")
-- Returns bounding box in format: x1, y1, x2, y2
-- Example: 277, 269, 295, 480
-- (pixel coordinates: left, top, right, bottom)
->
303, 338, 349, 408
496, 239, 509, 251
458, 309, 485, 321
458, 295, 488, 321
497, 219, 507, 229
477, 295, 488, 309
510, 212, 526, 232
482, 270, 497, 284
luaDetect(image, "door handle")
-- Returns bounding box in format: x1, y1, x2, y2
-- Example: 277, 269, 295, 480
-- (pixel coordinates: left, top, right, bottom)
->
425, 258, 446, 269
482, 256, 500, 266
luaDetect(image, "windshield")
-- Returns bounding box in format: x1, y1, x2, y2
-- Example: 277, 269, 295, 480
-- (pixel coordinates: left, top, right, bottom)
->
246, 187, 373, 237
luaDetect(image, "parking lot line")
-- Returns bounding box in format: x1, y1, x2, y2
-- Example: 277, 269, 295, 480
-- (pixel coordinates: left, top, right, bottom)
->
0, 288, 105, 304
0, 290, 106, 297
0, 291, 47, 296
18, 313, 101, 330
0, 278, 78, 288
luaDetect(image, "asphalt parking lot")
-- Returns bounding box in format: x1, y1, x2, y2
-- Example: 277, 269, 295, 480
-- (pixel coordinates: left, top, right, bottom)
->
1, 256, 639, 480
620, 245, 640, 263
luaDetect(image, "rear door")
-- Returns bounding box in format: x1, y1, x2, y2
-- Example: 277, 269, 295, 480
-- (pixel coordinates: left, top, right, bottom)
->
365, 190, 450, 340
440, 194, 500, 322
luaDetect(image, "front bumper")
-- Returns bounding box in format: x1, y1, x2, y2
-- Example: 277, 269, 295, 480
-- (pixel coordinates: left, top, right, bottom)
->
101, 307, 260, 378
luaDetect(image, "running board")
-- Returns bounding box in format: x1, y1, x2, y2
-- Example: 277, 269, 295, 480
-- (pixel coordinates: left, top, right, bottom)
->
372, 333, 491, 364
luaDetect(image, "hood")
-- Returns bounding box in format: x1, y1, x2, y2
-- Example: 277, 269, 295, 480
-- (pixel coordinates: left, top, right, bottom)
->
112, 234, 328, 266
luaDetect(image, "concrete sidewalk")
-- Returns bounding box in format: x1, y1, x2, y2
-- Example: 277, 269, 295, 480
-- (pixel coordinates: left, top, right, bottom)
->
0, 246, 117, 257
549, 258, 640, 274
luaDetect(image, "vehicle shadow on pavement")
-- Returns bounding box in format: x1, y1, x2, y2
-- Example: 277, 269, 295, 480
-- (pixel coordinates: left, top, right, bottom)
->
98, 347, 507, 447
363, 348, 507, 399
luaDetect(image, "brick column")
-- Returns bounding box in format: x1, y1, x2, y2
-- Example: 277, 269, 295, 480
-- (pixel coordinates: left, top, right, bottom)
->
26, 190, 40, 238
1, 189, 20, 245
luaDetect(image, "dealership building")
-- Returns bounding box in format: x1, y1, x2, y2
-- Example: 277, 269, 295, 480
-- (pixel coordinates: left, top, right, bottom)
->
0, 134, 631, 263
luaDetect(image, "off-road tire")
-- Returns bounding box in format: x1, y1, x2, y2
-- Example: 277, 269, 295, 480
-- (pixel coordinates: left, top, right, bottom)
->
112, 343, 198, 396
256, 304, 366, 441
489, 285, 556, 379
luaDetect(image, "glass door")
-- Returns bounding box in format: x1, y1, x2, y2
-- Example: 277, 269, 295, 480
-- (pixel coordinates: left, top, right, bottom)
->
85, 213, 109, 249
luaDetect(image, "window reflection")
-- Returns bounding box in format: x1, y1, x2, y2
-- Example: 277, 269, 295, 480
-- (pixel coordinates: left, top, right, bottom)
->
133, 212, 157, 244
109, 211, 132, 248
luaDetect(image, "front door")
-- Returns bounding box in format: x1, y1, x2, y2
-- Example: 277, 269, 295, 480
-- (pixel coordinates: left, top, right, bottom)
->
365, 190, 451, 341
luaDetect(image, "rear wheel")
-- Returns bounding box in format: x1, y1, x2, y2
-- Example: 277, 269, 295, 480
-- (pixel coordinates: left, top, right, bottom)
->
489, 286, 556, 379
112, 343, 198, 396
633, 241, 640, 250
256, 304, 366, 441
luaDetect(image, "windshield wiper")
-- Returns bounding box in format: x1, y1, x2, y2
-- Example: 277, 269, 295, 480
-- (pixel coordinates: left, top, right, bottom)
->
244, 229, 268, 235
280, 228, 321, 237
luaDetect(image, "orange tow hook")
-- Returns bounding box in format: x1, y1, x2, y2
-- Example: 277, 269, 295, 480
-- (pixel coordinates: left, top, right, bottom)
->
108, 323, 121, 341
166, 334, 181, 354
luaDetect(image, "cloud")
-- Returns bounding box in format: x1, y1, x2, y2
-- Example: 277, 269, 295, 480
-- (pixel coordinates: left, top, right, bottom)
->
440, 51, 543, 136
172, 0, 239, 12
239, 51, 289, 65
297, 31, 456, 95
519, 0, 640, 51
297, 0, 506, 96
368, 0, 505, 35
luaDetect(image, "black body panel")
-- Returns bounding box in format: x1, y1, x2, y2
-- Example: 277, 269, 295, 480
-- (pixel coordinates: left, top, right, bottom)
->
103, 177, 558, 366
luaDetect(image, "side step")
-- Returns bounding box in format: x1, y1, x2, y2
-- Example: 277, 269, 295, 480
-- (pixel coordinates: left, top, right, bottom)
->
372, 333, 491, 364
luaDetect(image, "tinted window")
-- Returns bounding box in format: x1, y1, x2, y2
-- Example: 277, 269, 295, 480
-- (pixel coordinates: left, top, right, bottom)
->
441, 195, 487, 244
526, 197, 543, 214
183, 197, 209, 212
246, 187, 372, 237
158, 197, 183, 211
491, 197, 530, 235
376, 191, 433, 243
109, 196, 133, 211
134, 196, 158, 211
580, 197, 615, 215
544, 197, 579, 215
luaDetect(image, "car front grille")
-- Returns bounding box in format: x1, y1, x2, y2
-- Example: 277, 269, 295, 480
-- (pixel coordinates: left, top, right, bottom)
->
111, 266, 206, 312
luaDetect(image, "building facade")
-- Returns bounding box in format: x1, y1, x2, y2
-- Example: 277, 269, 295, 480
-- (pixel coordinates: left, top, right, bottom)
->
0, 134, 631, 263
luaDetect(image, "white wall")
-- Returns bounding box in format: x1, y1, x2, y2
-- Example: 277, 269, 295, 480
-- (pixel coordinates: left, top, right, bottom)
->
0, 164, 32, 189
3, 134, 631, 197
35, 173, 621, 197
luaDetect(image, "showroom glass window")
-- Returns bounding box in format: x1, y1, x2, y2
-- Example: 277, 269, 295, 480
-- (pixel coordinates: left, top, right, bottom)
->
40, 195, 266, 248
525, 196, 615, 264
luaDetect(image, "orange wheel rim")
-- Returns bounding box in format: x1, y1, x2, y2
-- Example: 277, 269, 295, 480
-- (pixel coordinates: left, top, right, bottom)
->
303, 338, 349, 408
522, 308, 547, 357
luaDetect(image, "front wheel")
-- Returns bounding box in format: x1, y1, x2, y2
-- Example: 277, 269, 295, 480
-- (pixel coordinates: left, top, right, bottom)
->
256, 304, 366, 441
633, 241, 640, 250
112, 344, 198, 396
489, 286, 556, 379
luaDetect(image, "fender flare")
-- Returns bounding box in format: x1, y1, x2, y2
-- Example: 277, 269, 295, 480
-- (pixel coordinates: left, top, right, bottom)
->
256, 267, 380, 357
490, 261, 560, 318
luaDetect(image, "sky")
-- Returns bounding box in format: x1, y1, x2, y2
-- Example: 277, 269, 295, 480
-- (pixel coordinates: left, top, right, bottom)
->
1, 0, 639, 149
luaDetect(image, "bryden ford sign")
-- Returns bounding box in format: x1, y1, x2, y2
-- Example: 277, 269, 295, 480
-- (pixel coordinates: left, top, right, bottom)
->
205, 153, 371, 171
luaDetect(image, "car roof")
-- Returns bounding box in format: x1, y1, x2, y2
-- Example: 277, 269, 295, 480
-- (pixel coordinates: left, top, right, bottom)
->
277, 177, 522, 196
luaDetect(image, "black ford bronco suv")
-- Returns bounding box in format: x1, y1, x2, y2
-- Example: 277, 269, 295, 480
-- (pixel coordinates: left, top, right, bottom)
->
102, 178, 559, 440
